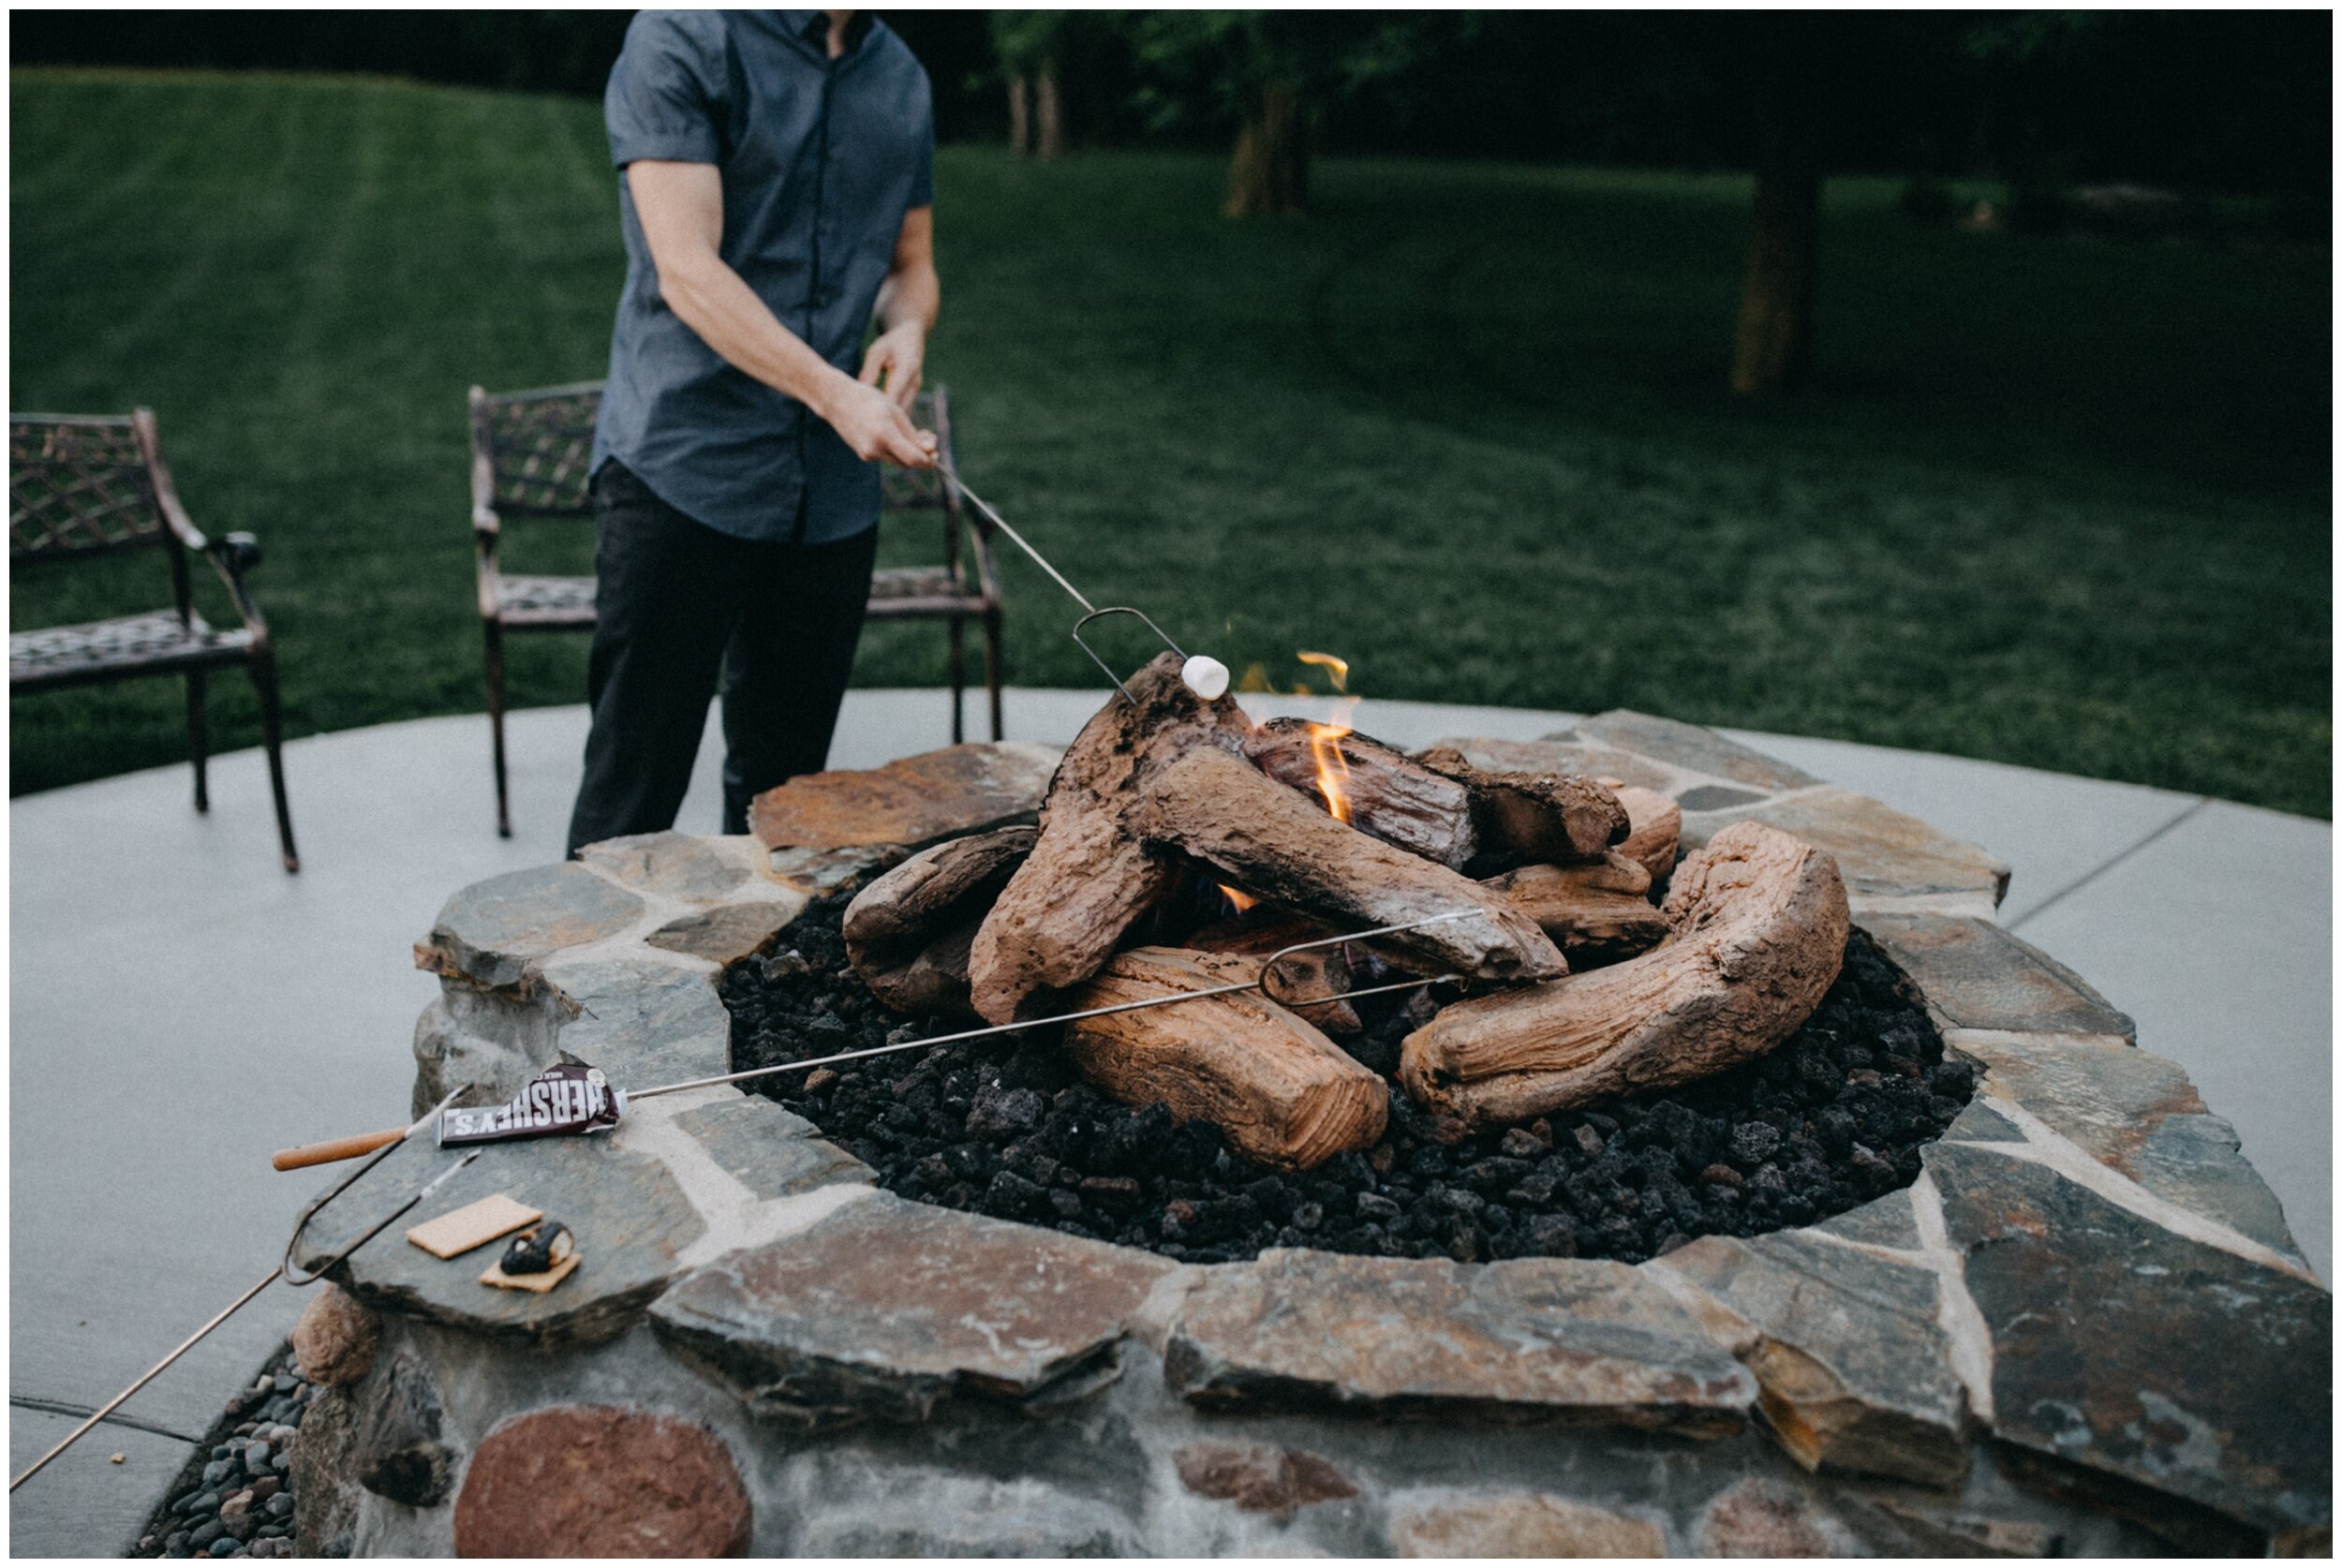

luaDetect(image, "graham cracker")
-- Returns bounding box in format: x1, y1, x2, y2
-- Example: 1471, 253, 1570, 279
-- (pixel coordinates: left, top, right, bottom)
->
405, 1193, 541, 1259
479, 1252, 582, 1294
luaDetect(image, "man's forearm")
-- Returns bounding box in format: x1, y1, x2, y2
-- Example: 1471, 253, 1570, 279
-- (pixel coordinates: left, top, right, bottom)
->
874, 259, 940, 336
655, 248, 854, 421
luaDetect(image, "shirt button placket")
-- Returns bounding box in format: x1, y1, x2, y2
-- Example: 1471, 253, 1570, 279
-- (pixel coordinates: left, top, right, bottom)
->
799, 49, 837, 542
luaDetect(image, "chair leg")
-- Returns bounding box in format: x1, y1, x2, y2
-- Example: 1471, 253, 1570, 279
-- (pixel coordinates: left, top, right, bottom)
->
947, 615, 966, 745
983, 609, 1005, 742
250, 651, 300, 873
185, 668, 210, 813
485, 619, 511, 837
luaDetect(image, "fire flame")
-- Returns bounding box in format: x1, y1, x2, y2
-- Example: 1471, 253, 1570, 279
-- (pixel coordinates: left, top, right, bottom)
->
1306, 702, 1359, 825
1218, 883, 1259, 914
1296, 651, 1349, 692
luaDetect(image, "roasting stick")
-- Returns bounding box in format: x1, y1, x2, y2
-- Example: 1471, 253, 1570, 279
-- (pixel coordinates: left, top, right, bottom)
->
11, 1097, 473, 1493
269, 912, 1479, 1172
8, 1267, 285, 1493
933, 452, 1230, 703
934, 452, 1096, 616
49, 921, 1471, 1494
633, 912, 1475, 1103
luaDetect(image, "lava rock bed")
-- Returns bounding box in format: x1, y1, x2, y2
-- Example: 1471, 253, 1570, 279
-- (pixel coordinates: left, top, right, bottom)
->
719, 896, 1973, 1266
134, 1342, 315, 1559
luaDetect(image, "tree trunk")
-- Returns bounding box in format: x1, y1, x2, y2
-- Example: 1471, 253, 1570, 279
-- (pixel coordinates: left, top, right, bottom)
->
1224, 83, 1307, 218
1007, 74, 1031, 155
1729, 118, 1821, 394
1035, 62, 1065, 159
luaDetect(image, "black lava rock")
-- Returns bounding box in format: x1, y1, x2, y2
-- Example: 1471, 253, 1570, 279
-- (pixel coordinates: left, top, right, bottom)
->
719, 895, 1971, 1267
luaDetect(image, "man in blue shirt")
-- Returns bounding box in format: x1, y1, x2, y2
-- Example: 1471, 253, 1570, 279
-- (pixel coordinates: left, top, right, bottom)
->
568, 9, 941, 855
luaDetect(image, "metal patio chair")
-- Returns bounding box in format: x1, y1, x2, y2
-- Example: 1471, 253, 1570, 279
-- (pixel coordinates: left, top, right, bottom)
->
10, 409, 300, 871
471, 381, 1004, 837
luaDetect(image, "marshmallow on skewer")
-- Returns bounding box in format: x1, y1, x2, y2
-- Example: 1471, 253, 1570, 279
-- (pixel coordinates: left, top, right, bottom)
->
1181, 655, 1230, 701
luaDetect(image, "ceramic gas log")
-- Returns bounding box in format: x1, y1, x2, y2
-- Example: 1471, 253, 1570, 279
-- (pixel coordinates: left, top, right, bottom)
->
1400, 821, 1850, 1126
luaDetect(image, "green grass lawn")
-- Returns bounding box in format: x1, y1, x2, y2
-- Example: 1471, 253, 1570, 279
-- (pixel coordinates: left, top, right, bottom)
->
11, 70, 2331, 815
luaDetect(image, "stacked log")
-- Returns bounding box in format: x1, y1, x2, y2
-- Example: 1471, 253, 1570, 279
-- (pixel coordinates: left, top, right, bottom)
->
1060, 947, 1386, 1172
1608, 782, 1682, 882
1484, 853, 1669, 961
1414, 746, 1630, 865
904, 671, 1845, 1171
843, 826, 1036, 1021
1399, 821, 1849, 1127
1134, 745, 1567, 985
1185, 910, 1364, 1035
968, 654, 1254, 1024
1243, 720, 1478, 869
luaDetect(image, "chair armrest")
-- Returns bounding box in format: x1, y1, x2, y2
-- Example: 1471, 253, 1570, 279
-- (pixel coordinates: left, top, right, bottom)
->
467, 386, 502, 539
473, 518, 503, 620
215, 530, 262, 575
202, 531, 270, 637
133, 407, 209, 554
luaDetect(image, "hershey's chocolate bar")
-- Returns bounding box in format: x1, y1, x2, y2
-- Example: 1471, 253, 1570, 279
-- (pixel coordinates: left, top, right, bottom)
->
438, 1062, 623, 1147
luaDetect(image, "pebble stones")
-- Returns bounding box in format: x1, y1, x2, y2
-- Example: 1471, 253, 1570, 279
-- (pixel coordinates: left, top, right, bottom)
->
141, 1348, 316, 1560
720, 897, 1973, 1266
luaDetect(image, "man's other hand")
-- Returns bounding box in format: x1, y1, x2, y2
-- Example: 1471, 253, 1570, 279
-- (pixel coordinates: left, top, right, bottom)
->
823, 374, 938, 468
858, 322, 926, 410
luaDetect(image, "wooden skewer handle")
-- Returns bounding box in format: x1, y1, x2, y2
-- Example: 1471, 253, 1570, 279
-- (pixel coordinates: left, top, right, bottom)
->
273, 1127, 407, 1171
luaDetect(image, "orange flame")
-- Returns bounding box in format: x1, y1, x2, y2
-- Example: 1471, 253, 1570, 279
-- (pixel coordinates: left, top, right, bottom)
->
1218, 883, 1259, 914
1296, 651, 1350, 692
1305, 702, 1359, 824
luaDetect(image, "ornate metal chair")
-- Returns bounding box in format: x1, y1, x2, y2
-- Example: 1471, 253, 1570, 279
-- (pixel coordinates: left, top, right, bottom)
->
10, 409, 299, 870
471, 381, 1003, 837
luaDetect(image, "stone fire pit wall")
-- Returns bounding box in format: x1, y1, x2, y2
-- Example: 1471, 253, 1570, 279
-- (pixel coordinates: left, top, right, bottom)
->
287, 715, 2330, 1558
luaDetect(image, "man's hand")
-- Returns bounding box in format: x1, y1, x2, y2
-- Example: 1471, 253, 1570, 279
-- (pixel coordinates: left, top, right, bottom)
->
858, 321, 926, 410
822, 373, 938, 468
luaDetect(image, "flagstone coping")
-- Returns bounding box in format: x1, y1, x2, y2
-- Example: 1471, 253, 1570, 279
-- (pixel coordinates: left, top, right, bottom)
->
342, 730, 2322, 1548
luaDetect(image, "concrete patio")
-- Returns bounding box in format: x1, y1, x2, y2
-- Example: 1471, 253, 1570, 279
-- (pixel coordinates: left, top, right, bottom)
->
10, 689, 2331, 1555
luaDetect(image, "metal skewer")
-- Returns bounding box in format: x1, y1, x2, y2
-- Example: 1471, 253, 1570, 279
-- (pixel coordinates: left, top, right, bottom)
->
10, 1265, 289, 1492
630, 910, 1476, 1102
12, 1093, 472, 1492
18, 911, 1483, 1493
935, 453, 1199, 705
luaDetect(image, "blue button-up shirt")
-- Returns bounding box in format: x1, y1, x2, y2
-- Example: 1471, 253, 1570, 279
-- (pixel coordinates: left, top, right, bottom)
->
592, 10, 935, 543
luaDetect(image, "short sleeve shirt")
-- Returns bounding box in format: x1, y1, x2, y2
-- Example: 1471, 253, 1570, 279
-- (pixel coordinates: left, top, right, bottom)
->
593, 10, 935, 543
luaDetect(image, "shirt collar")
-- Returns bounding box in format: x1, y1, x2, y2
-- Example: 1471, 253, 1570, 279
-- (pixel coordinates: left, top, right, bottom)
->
778, 10, 873, 60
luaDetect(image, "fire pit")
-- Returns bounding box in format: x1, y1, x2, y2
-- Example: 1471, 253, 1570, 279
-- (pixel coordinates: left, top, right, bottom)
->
286, 708, 2327, 1558
720, 899, 1971, 1267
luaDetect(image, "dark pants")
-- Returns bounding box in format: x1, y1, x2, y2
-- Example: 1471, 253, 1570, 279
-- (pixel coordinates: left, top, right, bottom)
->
565, 462, 878, 855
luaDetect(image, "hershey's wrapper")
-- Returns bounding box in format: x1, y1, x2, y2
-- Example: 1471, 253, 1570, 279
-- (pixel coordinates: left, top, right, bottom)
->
437, 1062, 624, 1147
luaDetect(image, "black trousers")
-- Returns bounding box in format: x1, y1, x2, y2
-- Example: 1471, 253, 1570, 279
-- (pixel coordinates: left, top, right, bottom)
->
565, 462, 878, 855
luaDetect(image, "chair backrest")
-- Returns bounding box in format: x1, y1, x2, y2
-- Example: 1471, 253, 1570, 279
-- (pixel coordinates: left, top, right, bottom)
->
10, 414, 170, 562
470, 381, 604, 522
470, 379, 961, 526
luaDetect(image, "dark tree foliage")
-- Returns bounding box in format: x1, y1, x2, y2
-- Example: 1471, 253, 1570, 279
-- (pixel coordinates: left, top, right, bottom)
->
9, 10, 1005, 142
9, 10, 638, 97
1125, 12, 1484, 214
14, 9, 2327, 199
